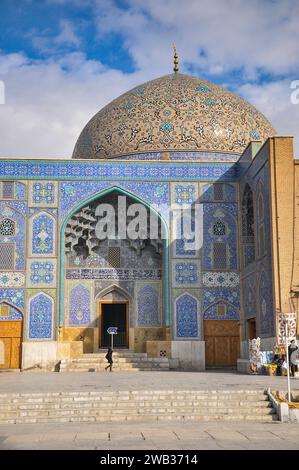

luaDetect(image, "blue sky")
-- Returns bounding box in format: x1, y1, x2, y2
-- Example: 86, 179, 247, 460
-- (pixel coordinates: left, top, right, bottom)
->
0, 0, 298, 157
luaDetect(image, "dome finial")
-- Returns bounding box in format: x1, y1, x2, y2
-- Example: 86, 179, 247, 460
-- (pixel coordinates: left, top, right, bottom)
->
172, 43, 179, 73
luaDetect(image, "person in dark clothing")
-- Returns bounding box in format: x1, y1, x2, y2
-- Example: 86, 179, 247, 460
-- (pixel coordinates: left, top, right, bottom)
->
288, 340, 298, 377
105, 347, 113, 372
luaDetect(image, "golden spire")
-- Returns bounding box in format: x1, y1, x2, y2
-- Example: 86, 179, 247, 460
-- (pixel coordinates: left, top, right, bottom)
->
172, 43, 179, 73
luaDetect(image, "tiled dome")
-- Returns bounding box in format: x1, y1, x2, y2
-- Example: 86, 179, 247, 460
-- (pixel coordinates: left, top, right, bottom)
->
72, 73, 275, 159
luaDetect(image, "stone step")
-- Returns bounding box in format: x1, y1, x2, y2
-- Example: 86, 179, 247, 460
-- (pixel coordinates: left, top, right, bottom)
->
61, 357, 169, 363
0, 392, 270, 407
83, 352, 148, 358
0, 400, 272, 410
0, 413, 278, 425
0, 407, 276, 419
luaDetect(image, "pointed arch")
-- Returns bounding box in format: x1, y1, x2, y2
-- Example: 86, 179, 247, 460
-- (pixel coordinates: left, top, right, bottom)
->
95, 284, 133, 303
175, 292, 199, 338
69, 284, 91, 326
59, 186, 170, 327
0, 301, 23, 320
30, 210, 56, 256
28, 292, 54, 339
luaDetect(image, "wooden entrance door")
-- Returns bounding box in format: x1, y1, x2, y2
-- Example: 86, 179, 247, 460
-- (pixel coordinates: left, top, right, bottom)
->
204, 320, 240, 367
99, 301, 128, 348
0, 321, 23, 369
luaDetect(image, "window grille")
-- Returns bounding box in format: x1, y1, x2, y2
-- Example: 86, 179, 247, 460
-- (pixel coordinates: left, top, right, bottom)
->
214, 184, 224, 201
213, 242, 227, 269
108, 247, 120, 268
0, 243, 15, 270
0, 219, 15, 237
1, 182, 15, 199
212, 220, 226, 237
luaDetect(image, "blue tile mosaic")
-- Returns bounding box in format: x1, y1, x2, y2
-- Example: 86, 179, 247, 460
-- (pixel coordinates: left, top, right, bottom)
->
0, 160, 240, 182
29, 293, 53, 339
69, 285, 91, 325
0, 288, 25, 310
15, 182, 26, 200
0, 303, 22, 320
33, 182, 55, 204
202, 203, 238, 270
32, 212, 55, 255
30, 261, 55, 284
137, 285, 160, 326
174, 262, 199, 286
59, 181, 170, 222
175, 294, 198, 338
0, 204, 25, 270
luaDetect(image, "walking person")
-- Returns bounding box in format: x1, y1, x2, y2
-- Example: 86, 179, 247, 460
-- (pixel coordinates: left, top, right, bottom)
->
288, 340, 298, 377
105, 347, 113, 372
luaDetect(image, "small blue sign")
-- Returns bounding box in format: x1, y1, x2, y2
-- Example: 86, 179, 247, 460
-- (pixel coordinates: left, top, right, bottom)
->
107, 327, 118, 335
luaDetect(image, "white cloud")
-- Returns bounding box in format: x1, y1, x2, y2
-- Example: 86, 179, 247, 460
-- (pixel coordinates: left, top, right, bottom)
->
0, 52, 150, 158
30, 19, 81, 54
240, 79, 299, 156
92, 0, 299, 78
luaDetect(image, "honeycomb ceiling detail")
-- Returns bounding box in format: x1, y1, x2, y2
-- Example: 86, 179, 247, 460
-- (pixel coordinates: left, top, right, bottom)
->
72, 73, 276, 159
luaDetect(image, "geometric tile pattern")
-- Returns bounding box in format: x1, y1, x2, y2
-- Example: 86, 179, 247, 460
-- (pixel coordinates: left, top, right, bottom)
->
203, 303, 239, 320
172, 261, 200, 287
173, 211, 197, 257
175, 293, 199, 338
0, 160, 240, 183
0, 302, 23, 320
202, 288, 240, 310
59, 181, 170, 222
29, 293, 53, 339
29, 261, 55, 286
0, 204, 25, 269
200, 183, 236, 202
203, 203, 238, 270
242, 274, 256, 319
32, 182, 56, 205
72, 74, 274, 159
202, 272, 239, 288
31, 212, 55, 256
69, 284, 91, 326
171, 183, 198, 206
15, 182, 26, 200
259, 270, 274, 336
0, 288, 25, 309
0, 272, 25, 287
136, 283, 160, 327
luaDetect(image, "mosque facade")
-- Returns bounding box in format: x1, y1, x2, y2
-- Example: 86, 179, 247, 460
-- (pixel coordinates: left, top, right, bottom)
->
0, 71, 298, 371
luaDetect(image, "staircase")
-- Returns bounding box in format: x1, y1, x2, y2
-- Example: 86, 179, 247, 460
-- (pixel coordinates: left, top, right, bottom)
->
0, 390, 278, 424
59, 350, 170, 372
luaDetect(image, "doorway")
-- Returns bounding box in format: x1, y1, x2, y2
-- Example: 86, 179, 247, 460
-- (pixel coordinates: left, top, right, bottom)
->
247, 318, 256, 340
204, 320, 240, 367
99, 301, 128, 348
0, 320, 23, 369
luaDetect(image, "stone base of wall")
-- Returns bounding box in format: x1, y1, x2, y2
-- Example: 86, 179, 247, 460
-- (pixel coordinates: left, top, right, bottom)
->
22, 340, 84, 371
237, 358, 251, 374
131, 327, 165, 352
146, 340, 205, 371
62, 327, 94, 353
22, 341, 58, 371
